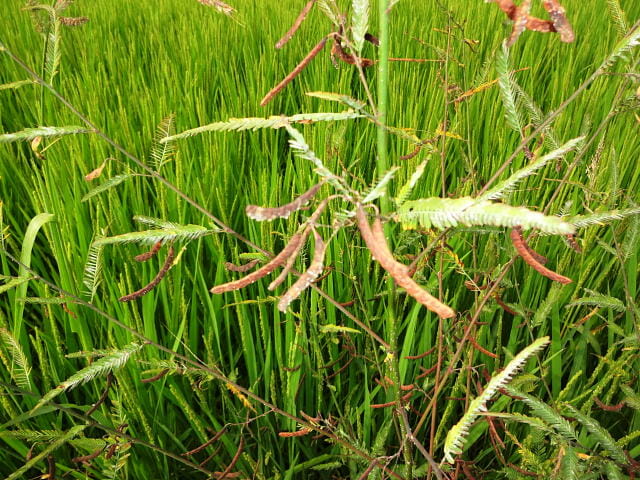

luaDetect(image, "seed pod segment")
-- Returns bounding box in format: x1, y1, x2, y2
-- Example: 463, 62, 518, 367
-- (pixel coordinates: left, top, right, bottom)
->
120, 246, 176, 302
355, 205, 455, 319
278, 228, 327, 311
510, 226, 571, 284
210, 233, 303, 293
246, 182, 323, 221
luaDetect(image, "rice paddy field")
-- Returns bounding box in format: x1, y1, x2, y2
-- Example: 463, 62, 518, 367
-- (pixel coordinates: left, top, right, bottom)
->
1, 0, 640, 478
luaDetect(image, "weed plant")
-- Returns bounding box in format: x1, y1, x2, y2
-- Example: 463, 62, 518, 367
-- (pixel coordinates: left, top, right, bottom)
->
1, 0, 640, 478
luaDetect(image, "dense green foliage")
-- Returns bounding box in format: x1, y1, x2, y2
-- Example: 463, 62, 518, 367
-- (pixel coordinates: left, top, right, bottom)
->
1, 0, 639, 478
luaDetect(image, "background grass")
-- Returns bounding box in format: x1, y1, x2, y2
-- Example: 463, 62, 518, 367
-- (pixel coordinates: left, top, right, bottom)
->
1, 0, 639, 478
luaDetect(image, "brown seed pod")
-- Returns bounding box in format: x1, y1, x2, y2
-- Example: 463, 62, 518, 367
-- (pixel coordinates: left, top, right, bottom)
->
269, 227, 310, 291
355, 206, 455, 319
331, 34, 375, 68
278, 229, 327, 311
510, 227, 572, 284
119, 246, 176, 302
507, 0, 531, 47
278, 428, 312, 437
134, 241, 162, 262
59, 16, 89, 26
275, 0, 316, 49
365, 32, 380, 46
210, 233, 303, 293
565, 233, 582, 253
260, 36, 328, 107
224, 259, 261, 273
246, 183, 323, 221
542, 0, 575, 42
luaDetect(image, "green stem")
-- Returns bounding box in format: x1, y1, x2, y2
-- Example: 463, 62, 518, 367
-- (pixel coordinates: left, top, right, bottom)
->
377, 0, 390, 214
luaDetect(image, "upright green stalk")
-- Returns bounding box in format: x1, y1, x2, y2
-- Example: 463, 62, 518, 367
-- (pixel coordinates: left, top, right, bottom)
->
377, 0, 390, 214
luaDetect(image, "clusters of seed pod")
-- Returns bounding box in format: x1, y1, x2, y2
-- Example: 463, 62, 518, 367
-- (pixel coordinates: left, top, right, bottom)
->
120, 245, 176, 302
212, 192, 332, 310
510, 226, 572, 284
355, 205, 455, 319
489, 0, 575, 46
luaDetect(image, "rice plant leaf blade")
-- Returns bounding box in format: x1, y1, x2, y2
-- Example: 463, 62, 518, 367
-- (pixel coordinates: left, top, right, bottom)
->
0, 126, 91, 143
81, 174, 133, 202
444, 337, 550, 463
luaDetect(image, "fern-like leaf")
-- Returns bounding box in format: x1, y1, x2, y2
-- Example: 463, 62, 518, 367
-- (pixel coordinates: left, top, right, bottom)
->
362, 167, 399, 203
564, 207, 640, 229
161, 111, 362, 142
480, 137, 584, 201
32, 343, 144, 413
132, 215, 181, 229
81, 174, 133, 202
507, 387, 577, 441
0, 276, 33, 294
150, 114, 176, 170
397, 197, 575, 235
0, 79, 35, 91
599, 21, 640, 72
93, 223, 217, 246
82, 236, 103, 302
557, 443, 580, 480
0, 126, 91, 143
497, 41, 524, 133
0, 328, 32, 390
444, 337, 550, 463
5, 425, 85, 480
351, 0, 369, 53
606, 0, 629, 37
316, 0, 341, 26
306, 91, 368, 111
566, 290, 625, 312
562, 403, 627, 464
395, 159, 428, 207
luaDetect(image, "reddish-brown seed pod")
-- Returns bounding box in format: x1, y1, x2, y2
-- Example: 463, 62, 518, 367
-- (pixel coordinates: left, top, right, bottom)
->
134, 241, 162, 262
119, 246, 176, 302
510, 227, 572, 284
140, 369, 170, 383
542, 0, 575, 42
224, 259, 261, 273
278, 428, 312, 437
355, 206, 455, 319
260, 36, 328, 107
507, 0, 531, 47
60, 16, 89, 26
275, 0, 316, 49
246, 183, 323, 221
565, 234, 582, 253
331, 39, 375, 68
269, 227, 310, 291
211, 233, 303, 294
278, 229, 327, 311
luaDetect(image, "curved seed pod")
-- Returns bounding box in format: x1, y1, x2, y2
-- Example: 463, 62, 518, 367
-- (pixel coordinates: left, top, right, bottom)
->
120, 246, 176, 302
246, 183, 323, 221
331, 35, 375, 67
210, 233, 303, 293
278, 229, 327, 311
269, 226, 310, 290
134, 241, 162, 262
565, 234, 582, 253
224, 259, 261, 273
275, 0, 316, 49
60, 16, 89, 26
260, 36, 327, 107
542, 0, 575, 42
516, 236, 549, 265
507, 0, 531, 47
510, 227, 571, 284
356, 206, 455, 319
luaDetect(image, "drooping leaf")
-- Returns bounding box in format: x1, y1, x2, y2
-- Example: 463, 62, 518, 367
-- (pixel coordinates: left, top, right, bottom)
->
395, 159, 428, 207
93, 223, 216, 246
81, 174, 133, 202
351, 0, 369, 53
